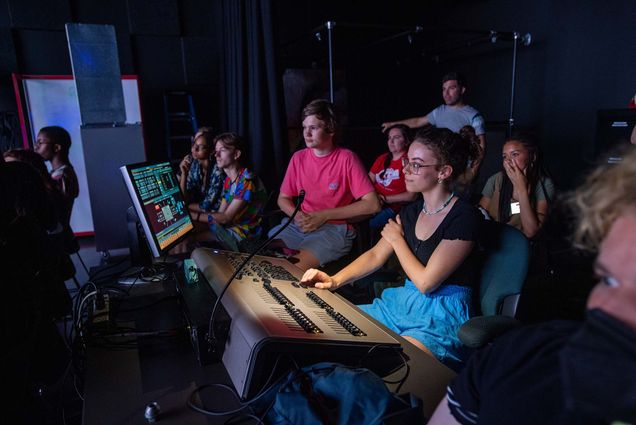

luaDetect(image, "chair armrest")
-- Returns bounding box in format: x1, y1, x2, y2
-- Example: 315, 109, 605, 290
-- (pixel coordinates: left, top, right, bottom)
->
458, 315, 522, 349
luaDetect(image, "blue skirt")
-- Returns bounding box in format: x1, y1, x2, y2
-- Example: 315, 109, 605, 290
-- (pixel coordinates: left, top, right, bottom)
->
359, 279, 473, 371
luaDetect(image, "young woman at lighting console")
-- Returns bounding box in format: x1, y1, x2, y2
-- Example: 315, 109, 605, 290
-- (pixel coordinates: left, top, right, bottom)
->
301, 127, 483, 370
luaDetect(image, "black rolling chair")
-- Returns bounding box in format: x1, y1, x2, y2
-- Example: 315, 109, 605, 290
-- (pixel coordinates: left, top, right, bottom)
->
458, 220, 530, 349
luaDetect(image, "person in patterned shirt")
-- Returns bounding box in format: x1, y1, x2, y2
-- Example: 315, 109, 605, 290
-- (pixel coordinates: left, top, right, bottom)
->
189, 132, 267, 252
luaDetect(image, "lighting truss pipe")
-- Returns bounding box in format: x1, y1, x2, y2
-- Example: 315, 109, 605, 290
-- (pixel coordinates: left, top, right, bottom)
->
326, 21, 335, 103
508, 32, 519, 136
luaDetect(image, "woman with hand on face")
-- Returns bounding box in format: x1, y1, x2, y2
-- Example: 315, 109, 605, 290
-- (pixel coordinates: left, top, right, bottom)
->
368, 124, 418, 228
179, 127, 226, 216
479, 133, 555, 238
301, 128, 483, 371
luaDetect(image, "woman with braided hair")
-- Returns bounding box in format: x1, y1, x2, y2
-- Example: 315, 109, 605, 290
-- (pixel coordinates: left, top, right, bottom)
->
479, 133, 555, 238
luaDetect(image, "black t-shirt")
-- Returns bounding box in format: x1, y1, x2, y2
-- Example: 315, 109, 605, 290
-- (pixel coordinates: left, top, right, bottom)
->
448, 320, 578, 425
400, 197, 482, 289
447, 311, 636, 424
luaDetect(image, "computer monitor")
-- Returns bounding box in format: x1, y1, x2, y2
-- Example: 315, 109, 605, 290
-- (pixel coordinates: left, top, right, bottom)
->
120, 161, 194, 257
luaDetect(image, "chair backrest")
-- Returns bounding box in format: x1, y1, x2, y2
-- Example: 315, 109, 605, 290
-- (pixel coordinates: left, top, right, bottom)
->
478, 221, 530, 317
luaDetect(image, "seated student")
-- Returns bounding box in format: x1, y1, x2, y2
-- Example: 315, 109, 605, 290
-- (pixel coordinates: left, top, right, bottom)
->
179, 127, 226, 215
188, 132, 267, 252
34, 126, 79, 226
368, 124, 418, 228
301, 128, 483, 371
268, 99, 381, 270
429, 146, 636, 425
479, 133, 555, 238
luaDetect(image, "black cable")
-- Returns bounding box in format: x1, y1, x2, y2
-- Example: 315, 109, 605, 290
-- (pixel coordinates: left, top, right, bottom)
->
223, 413, 264, 425
381, 350, 410, 394
187, 354, 296, 417
356, 344, 410, 391
117, 262, 174, 295
88, 257, 128, 281
205, 191, 306, 346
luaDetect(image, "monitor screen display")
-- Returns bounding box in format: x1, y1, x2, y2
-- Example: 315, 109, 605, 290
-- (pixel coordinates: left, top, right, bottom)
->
120, 161, 193, 257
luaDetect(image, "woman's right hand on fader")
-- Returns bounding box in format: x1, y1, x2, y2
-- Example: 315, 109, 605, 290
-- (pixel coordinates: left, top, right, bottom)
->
300, 268, 336, 290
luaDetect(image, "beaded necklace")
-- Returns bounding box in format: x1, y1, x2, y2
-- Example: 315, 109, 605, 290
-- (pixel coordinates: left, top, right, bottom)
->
422, 192, 454, 215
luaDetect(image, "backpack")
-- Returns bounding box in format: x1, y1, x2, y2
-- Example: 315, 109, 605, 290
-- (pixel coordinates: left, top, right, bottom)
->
255, 362, 424, 425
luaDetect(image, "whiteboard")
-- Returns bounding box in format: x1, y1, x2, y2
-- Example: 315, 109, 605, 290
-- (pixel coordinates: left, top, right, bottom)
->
19, 76, 143, 234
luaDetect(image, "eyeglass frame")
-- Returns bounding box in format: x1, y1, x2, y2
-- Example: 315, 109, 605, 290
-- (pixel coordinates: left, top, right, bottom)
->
401, 157, 441, 175
34, 140, 56, 148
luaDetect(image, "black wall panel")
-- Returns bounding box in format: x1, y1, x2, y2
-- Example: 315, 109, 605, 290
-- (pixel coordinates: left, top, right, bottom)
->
0, 1, 11, 27
132, 35, 184, 87
180, 0, 216, 37
0, 28, 17, 74
71, 0, 130, 30
14, 29, 71, 74
115, 31, 135, 75
0, 27, 17, 110
7, 0, 71, 29
182, 36, 218, 85
127, 0, 180, 36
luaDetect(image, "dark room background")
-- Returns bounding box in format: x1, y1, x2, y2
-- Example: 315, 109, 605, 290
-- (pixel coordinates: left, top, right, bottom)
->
1, 0, 635, 190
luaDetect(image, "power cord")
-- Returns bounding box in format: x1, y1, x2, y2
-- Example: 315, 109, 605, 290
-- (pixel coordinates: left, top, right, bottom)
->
187, 354, 298, 417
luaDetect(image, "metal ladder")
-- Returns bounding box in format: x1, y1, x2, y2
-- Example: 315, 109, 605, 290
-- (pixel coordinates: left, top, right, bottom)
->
164, 91, 198, 160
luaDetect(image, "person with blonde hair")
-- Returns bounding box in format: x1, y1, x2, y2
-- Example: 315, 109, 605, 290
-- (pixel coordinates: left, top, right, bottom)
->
269, 99, 380, 270
428, 145, 636, 424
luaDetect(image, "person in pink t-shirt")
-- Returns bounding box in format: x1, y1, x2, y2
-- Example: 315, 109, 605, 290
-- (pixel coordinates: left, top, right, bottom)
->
368, 124, 418, 228
269, 99, 381, 270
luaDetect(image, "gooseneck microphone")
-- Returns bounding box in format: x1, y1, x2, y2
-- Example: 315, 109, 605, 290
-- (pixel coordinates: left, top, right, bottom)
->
206, 190, 306, 352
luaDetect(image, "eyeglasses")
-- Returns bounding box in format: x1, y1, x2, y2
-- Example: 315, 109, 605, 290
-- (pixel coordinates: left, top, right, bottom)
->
402, 158, 440, 175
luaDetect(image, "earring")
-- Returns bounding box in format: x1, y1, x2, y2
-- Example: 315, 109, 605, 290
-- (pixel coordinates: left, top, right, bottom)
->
437, 177, 442, 184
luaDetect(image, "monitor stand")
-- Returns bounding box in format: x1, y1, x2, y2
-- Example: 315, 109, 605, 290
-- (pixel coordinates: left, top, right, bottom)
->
118, 206, 170, 285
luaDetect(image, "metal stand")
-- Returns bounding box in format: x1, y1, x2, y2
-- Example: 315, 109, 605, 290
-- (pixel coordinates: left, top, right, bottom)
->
326, 21, 335, 103
509, 32, 519, 136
